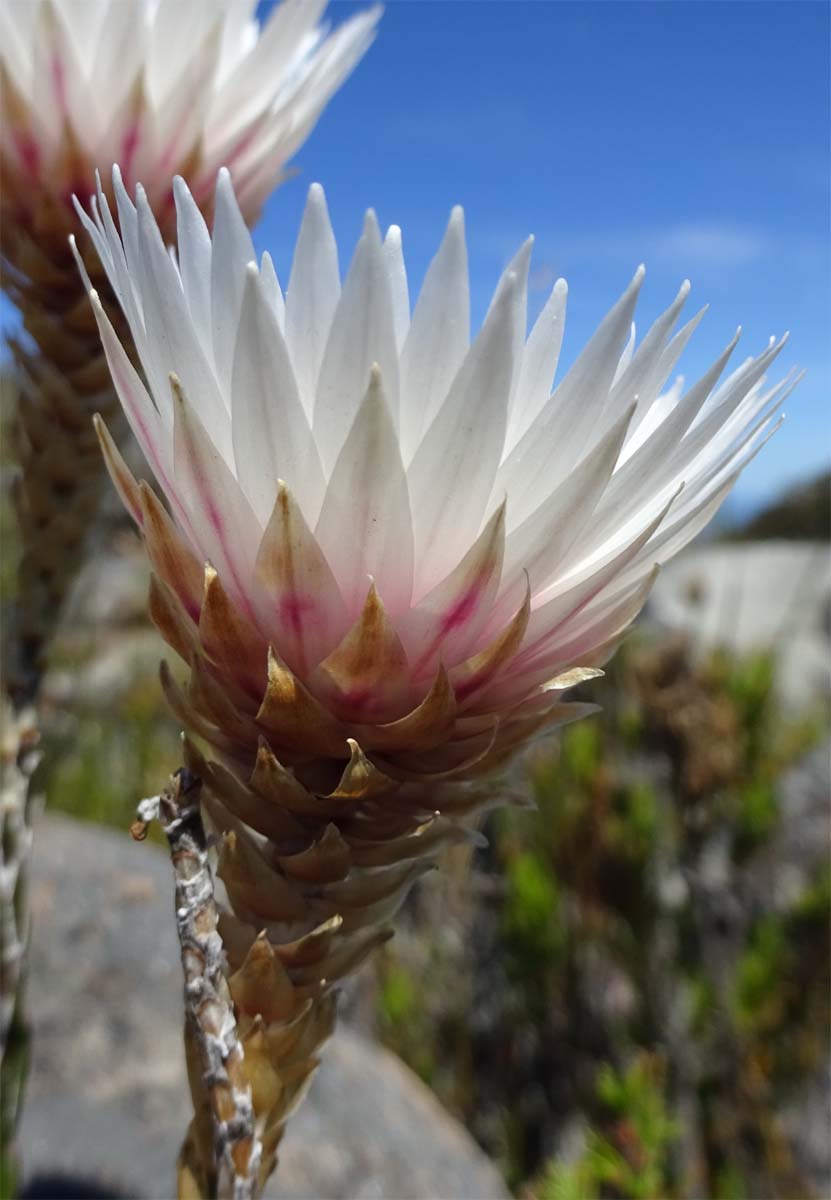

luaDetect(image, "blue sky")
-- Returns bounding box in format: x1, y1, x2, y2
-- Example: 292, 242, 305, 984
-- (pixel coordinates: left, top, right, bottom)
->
253, 0, 830, 515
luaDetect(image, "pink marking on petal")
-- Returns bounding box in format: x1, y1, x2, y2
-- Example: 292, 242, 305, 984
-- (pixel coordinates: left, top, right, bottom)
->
14, 133, 40, 178
222, 127, 258, 173
411, 578, 488, 679
121, 121, 140, 180
278, 592, 316, 636
51, 54, 67, 114
338, 686, 375, 716
206, 501, 225, 535
441, 581, 484, 633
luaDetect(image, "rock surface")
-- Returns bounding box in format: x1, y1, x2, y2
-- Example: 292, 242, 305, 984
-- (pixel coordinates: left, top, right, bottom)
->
19, 813, 508, 1200
649, 540, 830, 710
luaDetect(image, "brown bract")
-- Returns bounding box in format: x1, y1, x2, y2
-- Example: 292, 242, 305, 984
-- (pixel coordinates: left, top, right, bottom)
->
109, 458, 598, 1194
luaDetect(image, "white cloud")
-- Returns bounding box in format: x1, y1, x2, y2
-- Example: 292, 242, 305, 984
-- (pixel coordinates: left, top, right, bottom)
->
648, 223, 767, 266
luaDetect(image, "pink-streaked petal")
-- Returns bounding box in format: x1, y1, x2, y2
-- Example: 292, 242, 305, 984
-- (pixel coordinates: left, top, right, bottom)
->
310, 583, 413, 724
401, 500, 507, 680
171, 373, 260, 619
86, 290, 178, 511
92, 413, 143, 527
253, 481, 349, 677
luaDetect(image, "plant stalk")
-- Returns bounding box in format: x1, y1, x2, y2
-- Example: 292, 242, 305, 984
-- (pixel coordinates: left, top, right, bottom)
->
132, 768, 262, 1200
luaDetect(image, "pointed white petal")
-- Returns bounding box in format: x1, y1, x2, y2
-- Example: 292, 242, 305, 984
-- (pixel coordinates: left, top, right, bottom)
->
399, 206, 469, 462
315, 365, 414, 617
135, 184, 230, 457
171, 375, 260, 617
384, 225, 410, 352
174, 175, 212, 351
496, 266, 645, 525
231, 265, 326, 526
505, 278, 567, 451
407, 273, 518, 595
314, 210, 399, 472
211, 166, 256, 394
612, 322, 636, 386
260, 251, 285, 332
286, 183, 340, 418
501, 402, 635, 598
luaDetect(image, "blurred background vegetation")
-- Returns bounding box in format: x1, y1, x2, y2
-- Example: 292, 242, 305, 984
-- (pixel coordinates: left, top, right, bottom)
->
1, 374, 829, 1198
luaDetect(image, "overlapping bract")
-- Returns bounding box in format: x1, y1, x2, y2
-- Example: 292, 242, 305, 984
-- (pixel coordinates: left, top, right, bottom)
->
1, 0, 380, 228
77, 168, 796, 764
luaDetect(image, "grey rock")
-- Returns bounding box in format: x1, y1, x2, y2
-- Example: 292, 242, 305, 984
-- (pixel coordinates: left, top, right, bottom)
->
19, 814, 508, 1200
649, 540, 830, 710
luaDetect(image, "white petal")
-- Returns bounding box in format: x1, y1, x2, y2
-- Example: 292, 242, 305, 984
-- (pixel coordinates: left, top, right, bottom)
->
501, 402, 635, 599
399, 206, 469, 462
231, 265, 325, 525
285, 183, 340, 419
315, 365, 414, 617
211, 166, 256, 394
87, 290, 176, 510
496, 266, 645, 526
135, 184, 230, 457
407, 272, 518, 595
607, 280, 690, 418
488, 235, 533, 399
384, 225, 409, 352
174, 175, 212, 352
314, 210, 399, 472
171, 374, 260, 618
260, 251, 285, 332
612, 322, 636, 386
505, 278, 567, 452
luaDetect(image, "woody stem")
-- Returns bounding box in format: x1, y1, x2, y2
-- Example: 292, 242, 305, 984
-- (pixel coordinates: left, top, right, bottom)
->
133, 768, 262, 1200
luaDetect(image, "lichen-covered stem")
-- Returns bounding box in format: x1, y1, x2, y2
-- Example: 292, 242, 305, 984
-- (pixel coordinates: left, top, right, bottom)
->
133, 769, 262, 1200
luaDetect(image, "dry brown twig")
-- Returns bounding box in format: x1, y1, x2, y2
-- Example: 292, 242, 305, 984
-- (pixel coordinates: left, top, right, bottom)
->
132, 769, 261, 1200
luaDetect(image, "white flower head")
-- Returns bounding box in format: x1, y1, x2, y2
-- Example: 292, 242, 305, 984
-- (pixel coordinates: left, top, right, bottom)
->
75, 170, 797, 740
1, 0, 380, 228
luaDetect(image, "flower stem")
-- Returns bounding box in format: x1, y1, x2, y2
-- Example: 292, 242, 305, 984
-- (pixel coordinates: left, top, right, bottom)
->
132, 768, 261, 1200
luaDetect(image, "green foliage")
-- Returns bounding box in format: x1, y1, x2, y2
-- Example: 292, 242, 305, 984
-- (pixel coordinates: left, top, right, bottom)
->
534, 1058, 677, 1200
732, 916, 787, 1032
44, 672, 180, 834
373, 634, 828, 1197
713, 1162, 749, 1200
502, 851, 564, 976
379, 961, 418, 1027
